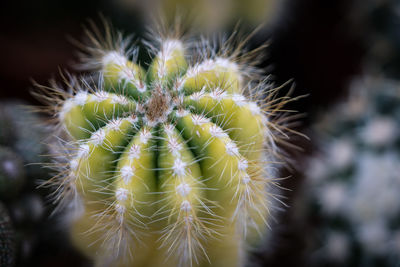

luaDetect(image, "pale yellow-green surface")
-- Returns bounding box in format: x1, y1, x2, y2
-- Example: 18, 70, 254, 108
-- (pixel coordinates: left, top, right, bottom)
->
183, 63, 242, 94
185, 94, 265, 161
176, 114, 241, 218
75, 118, 135, 203
148, 41, 188, 84
62, 93, 135, 141
62, 102, 91, 140
103, 61, 147, 99
70, 205, 159, 267
114, 127, 157, 219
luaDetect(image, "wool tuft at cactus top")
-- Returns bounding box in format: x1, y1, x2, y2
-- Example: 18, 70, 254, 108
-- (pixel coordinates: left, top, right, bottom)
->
38, 25, 295, 267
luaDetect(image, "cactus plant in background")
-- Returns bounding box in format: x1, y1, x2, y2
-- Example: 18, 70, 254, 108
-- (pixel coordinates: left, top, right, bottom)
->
0, 101, 51, 266
0, 101, 49, 180
36, 21, 301, 267
0, 146, 26, 200
0, 202, 16, 267
304, 76, 400, 266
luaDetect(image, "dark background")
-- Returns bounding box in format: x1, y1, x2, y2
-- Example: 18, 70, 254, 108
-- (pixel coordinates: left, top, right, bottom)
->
0, 0, 364, 117
0, 0, 366, 266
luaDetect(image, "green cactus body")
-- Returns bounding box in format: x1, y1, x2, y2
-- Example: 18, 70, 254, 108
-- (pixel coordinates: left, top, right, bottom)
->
181, 58, 242, 94
41, 26, 294, 267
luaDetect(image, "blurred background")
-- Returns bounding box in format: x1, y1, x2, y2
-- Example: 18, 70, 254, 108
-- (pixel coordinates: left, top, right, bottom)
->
0, 0, 399, 266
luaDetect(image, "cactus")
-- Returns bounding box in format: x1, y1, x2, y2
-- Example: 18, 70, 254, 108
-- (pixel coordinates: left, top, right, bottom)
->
0, 202, 16, 267
304, 76, 400, 266
0, 101, 48, 179
0, 146, 26, 200
37, 22, 299, 267
0, 101, 51, 265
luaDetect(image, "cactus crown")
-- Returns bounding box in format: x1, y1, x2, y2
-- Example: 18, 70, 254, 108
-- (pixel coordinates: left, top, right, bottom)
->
37, 21, 300, 267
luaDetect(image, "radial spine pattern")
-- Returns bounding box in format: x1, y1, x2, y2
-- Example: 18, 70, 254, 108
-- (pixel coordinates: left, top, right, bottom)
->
40, 24, 294, 267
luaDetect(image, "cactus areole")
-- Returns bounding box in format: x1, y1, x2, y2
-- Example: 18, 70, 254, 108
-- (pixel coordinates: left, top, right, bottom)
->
39, 23, 296, 267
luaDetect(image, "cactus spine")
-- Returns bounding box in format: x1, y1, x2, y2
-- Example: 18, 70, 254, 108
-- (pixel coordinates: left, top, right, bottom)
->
38, 22, 297, 267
